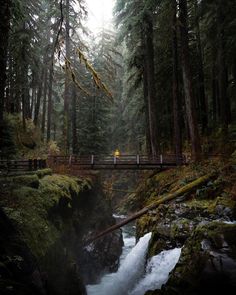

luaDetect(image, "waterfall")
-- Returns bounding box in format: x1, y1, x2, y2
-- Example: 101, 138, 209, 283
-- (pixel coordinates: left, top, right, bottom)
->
87, 231, 181, 295
129, 248, 182, 295
87, 232, 151, 295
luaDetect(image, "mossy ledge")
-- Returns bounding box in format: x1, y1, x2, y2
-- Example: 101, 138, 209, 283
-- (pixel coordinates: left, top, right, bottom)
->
0, 172, 121, 295
118, 159, 236, 295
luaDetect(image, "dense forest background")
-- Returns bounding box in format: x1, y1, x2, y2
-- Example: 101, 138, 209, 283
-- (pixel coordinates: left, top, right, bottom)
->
0, 0, 235, 161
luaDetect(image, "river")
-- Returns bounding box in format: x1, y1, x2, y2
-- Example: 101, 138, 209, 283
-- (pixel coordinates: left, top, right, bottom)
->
86, 216, 181, 295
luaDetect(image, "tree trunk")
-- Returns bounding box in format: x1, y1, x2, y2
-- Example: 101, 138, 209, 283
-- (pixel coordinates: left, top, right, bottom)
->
22, 92, 26, 130
179, 0, 201, 161
14, 64, 21, 113
6, 56, 13, 113
41, 68, 48, 138
172, 0, 182, 162
143, 68, 152, 156
47, 62, 53, 142
21, 26, 29, 130
24, 65, 31, 119
0, 0, 11, 123
53, 123, 56, 141
217, 0, 230, 136
72, 85, 78, 154
144, 15, 159, 157
141, 28, 151, 156
194, 0, 208, 135
63, 0, 71, 153
34, 69, 44, 126
30, 73, 37, 119
212, 63, 218, 125
225, 69, 231, 124
9, 58, 15, 113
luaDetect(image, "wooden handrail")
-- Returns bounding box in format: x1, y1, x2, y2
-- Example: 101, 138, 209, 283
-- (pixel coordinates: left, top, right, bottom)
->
0, 154, 187, 173
47, 154, 187, 170
0, 159, 47, 173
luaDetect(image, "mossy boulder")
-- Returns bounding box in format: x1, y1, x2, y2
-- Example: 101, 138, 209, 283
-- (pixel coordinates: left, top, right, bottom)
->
156, 223, 236, 295
136, 193, 236, 255
0, 172, 123, 294
122, 161, 236, 295
0, 174, 89, 295
120, 160, 227, 213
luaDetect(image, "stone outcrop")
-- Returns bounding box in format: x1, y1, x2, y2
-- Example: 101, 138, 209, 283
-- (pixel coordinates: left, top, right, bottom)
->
121, 161, 236, 295
0, 170, 123, 294
145, 223, 236, 295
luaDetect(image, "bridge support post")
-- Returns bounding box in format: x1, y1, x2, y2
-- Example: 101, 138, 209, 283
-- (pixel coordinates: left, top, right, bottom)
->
91, 155, 94, 168
160, 154, 163, 169
136, 155, 140, 166
69, 155, 72, 166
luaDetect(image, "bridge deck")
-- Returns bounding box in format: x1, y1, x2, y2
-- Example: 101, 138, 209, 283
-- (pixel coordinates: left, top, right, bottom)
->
49, 154, 186, 170
0, 155, 186, 174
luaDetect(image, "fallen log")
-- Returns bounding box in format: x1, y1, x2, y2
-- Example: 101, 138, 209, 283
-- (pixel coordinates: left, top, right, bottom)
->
84, 171, 218, 246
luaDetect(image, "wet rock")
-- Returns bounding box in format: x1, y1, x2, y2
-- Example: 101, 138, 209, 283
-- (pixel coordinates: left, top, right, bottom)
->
0, 208, 47, 295
137, 195, 236, 253
0, 173, 122, 294
156, 223, 236, 295
137, 185, 236, 295
80, 228, 123, 284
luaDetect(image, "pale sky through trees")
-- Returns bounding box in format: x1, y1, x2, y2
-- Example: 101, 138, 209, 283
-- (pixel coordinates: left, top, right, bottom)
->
86, 0, 115, 32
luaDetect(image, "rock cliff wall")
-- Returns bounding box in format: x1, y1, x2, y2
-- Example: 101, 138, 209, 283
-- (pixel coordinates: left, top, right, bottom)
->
0, 170, 122, 295
120, 160, 236, 295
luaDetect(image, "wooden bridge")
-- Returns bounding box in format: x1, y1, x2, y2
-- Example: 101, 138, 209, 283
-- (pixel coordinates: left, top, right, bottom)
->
49, 154, 186, 170
0, 154, 186, 174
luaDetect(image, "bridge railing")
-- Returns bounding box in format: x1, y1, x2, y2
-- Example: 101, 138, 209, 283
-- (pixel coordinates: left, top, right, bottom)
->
0, 159, 47, 173
48, 154, 186, 168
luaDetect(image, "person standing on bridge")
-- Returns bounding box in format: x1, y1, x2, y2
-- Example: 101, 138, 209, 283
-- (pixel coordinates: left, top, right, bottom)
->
114, 149, 120, 158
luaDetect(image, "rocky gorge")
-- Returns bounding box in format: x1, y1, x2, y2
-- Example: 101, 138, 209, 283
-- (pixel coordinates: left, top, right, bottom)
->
0, 170, 123, 295
123, 159, 236, 294
0, 157, 236, 295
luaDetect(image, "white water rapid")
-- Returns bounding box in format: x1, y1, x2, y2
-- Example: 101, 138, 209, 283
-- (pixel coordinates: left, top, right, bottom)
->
129, 248, 182, 295
86, 224, 182, 295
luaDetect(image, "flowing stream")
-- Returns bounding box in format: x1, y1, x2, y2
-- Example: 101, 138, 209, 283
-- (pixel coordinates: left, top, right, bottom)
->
86, 216, 181, 295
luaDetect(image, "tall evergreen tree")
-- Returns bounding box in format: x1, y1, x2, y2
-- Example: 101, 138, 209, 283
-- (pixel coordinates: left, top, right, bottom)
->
0, 0, 11, 123
179, 0, 202, 160
171, 0, 182, 160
